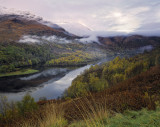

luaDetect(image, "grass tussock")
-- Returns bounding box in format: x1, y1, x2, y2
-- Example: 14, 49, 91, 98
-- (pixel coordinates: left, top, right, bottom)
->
69, 96, 110, 127
0, 102, 67, 127
15, 104, 67, 127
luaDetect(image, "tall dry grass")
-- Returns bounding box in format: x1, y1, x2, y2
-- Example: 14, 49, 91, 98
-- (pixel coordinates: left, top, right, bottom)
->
68, 94, 111, 127
69, 96, 160, 127
14, 103, 67, 127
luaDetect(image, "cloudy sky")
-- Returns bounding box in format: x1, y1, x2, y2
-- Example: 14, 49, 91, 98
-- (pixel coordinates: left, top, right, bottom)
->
1, 0, 160, 36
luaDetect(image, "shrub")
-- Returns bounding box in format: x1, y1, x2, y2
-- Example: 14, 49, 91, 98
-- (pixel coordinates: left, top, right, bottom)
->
39, 97, 47, 101
155, 55, 160, 65
17, 94, 38, 116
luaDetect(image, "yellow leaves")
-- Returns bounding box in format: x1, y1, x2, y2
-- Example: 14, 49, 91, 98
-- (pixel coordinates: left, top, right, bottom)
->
46, 50, 95, 66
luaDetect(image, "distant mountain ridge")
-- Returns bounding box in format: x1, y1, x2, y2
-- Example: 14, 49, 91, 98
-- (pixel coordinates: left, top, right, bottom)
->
98, 35, 160, 49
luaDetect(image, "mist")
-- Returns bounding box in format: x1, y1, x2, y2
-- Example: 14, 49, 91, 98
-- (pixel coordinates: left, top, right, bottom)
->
20, 68, 68, 81
19, 35, 73, 44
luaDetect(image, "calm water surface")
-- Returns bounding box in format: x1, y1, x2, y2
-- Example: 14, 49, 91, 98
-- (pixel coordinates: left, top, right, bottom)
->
0, 65, 91, 102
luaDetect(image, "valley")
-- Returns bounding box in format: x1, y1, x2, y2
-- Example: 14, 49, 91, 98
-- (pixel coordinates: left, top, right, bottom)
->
0, 5, 160, 127
0, 45, 154, 102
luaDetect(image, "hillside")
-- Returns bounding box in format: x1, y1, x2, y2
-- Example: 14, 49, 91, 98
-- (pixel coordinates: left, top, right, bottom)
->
65, 47, 160, 98
63, 65, 160, 121
98, 35, 160, 49
0, 14, 78, 43
0, 41, 104, 77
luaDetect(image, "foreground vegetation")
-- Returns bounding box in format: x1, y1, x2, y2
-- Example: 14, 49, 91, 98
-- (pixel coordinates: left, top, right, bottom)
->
0, 91, 160, 127
0, 94, 67, 127
69, 107, 160, 127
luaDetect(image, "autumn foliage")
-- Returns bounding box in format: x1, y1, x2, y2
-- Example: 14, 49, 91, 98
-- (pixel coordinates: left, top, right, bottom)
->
63, 65, 160, 121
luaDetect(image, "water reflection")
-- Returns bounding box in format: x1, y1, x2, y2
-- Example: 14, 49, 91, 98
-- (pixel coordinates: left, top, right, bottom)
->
20, 68, 68, 81
0, 65, 91, 102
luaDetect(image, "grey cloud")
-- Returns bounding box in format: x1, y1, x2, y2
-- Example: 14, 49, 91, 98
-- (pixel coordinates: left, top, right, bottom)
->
1, 0, 160, 36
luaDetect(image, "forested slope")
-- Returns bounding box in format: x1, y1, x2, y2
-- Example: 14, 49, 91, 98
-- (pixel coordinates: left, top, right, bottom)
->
0, 42, 103, 74
65, 47, 160, 98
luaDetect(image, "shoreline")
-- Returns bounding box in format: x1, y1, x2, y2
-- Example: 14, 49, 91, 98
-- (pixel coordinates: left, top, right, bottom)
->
0, 69, 39, 78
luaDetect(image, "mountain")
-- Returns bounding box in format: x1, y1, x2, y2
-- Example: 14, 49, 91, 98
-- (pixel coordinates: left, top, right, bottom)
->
98, 35, 160, 49
0, 13, 78, 43
57, 22, 93, 36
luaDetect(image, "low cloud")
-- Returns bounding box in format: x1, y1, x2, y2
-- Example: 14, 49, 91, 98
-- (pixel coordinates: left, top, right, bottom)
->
19, 35, 72, 44
19, 35, 39, 44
